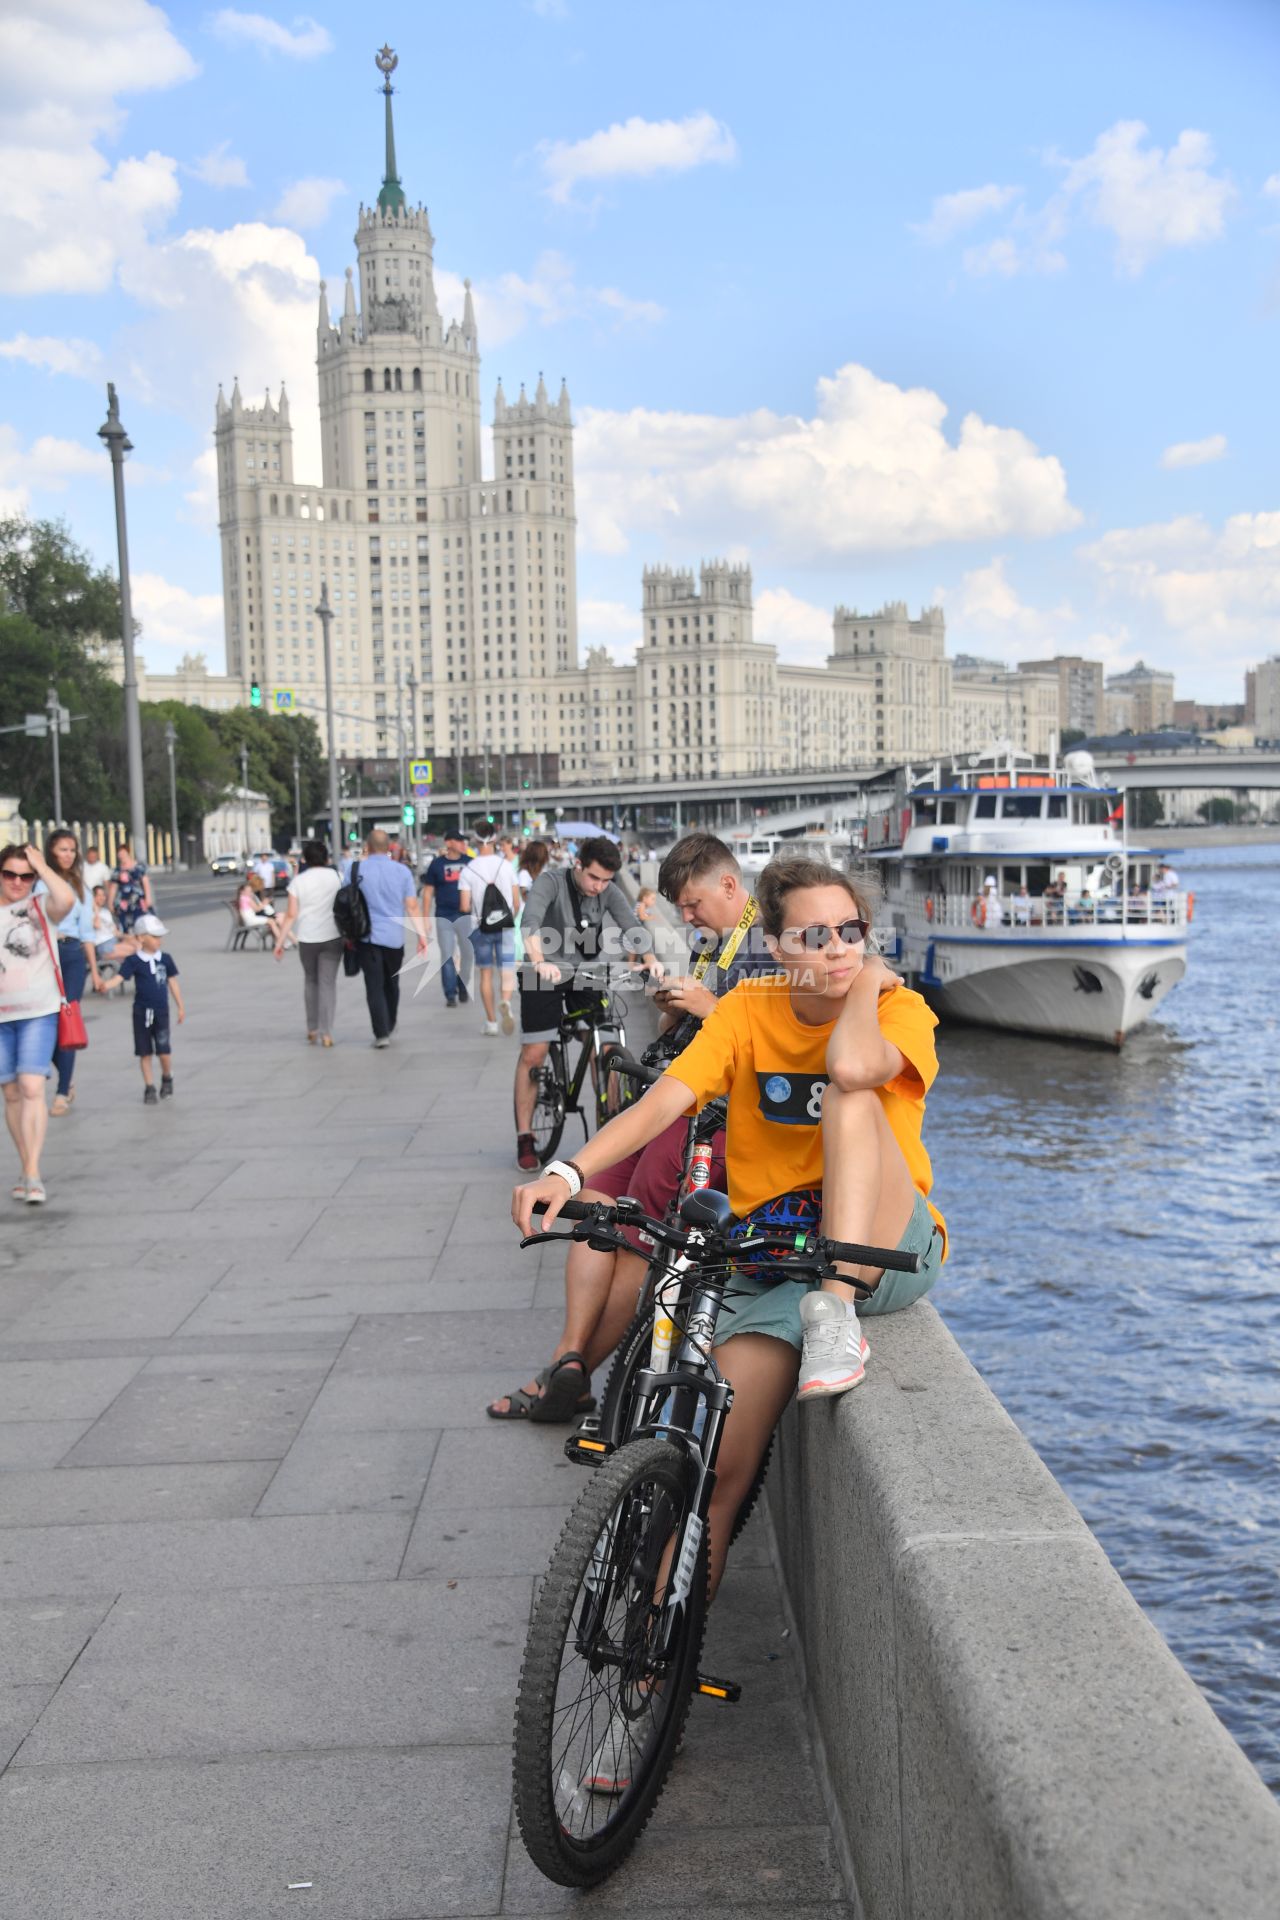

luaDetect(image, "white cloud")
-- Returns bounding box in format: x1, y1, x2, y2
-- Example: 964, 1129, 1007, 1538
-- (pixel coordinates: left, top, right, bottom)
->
579, 598, 638, 660
1081, 511, 1280, 670
951, 556, 1076, 645
1160, 433, 1227, 470
0, 146, 181, 295
527, 0, 569, 15
0, 424, 105, 515
132, 571, 225, 669
1264, 175, 1280, 200
541, 111, 737, 205
208, 11, 332, 59
915, 183, 1021, 244
0, 2, 196, 148
574, 362, 1080, 561
273, 176, 346, 228
194, 142, 250, 189
1059, 121, 1235, 274
120, 221, 324, 477
927, 119, 1235, 280
753, 587, 833, 666
436, 251, 664, 349
0, 333, 103, 378
183, 448, 220, 530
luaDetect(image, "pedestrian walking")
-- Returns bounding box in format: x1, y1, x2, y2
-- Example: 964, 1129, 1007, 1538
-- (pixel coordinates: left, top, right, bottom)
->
354, 829, 427, 1048
106, 843, 152, 932
273, 840, 343, 1046
117, 914, 184, 1104
420, 828, 473, 1010
0, 840, 75, 1204
44, 831, 97, 1117
459, 820, 520, 1036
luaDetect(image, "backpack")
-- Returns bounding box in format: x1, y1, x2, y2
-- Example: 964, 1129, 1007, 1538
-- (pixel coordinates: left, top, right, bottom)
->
474, 856, 515, 932
332, 859, 371, 943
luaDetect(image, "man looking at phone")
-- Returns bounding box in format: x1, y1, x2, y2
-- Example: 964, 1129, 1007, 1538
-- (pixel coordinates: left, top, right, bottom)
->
490, 832, 769, 1421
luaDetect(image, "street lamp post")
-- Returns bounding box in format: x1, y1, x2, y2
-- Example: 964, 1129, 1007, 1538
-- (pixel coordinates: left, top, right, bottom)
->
45, 685, 62, 826
164, 721, 180, 872
406, 665, 420, 865
97, 384, 147, 860
396, 670, 410, 851
292, 750, 302, 848
313, 582, 342, 859
452, 702, 464, 831
239, 741, 250, 861
499, 747, 507, 832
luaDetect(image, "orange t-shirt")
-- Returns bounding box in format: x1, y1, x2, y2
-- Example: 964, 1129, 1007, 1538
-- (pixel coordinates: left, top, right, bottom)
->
664, 975, 946, 1255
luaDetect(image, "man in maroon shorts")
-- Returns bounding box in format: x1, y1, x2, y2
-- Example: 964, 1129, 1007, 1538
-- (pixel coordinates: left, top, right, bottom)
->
489, 833, 773, 1420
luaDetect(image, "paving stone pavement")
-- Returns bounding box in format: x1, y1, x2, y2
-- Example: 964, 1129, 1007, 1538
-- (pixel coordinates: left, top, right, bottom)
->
0, 908, 853, 1919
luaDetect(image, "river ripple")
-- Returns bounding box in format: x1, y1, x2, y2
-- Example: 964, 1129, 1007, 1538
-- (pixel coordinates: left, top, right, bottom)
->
929, 844, 1280, 1792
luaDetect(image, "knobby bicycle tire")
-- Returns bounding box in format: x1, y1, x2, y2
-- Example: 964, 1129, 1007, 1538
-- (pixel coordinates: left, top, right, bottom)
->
526, 1050, 567, 1165
597, 1309, 775, 1546
512, 1438, 708, 1887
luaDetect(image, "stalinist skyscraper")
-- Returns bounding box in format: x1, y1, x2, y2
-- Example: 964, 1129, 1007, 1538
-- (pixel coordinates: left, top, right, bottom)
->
214, 46, 577, 767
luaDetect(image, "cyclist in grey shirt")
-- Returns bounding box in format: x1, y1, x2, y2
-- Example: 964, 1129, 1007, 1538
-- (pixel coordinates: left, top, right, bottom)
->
515, 836, 660, 1170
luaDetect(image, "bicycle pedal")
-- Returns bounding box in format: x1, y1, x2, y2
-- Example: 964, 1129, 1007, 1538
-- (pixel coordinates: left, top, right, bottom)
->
564, 1430, 614, 1467
695, 1673, 742, 1703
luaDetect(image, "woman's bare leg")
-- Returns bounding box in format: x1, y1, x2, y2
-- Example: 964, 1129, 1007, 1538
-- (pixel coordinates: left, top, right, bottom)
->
16, 1074, 49, 1179
704, 1332, 799, 1598
818, 1084, 917, 1306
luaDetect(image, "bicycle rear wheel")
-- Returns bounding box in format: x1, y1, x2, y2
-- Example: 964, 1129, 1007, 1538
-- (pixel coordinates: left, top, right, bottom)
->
513, 1438, 707, 1887
597, 1311, 773, 1546
527, 1049, 567, 1164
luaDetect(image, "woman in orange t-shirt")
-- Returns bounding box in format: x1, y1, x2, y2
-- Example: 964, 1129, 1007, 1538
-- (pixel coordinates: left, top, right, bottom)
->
514, 856, 945, 1599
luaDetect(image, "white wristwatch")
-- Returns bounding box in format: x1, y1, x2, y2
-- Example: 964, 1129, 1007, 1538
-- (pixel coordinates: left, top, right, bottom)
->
545, 1159, 583, 1196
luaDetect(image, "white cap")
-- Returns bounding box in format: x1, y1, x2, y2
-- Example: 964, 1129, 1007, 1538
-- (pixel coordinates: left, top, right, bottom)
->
134, 912, 167, 936
983, 875, 998, 888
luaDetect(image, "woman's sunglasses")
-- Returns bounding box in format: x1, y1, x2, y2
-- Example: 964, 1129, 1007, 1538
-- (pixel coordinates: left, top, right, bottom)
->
779, 918, 869, 954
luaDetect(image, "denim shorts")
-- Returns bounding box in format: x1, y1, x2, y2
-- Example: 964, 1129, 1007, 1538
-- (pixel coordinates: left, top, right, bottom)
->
0, 1012, 59, 1084
714, 1190, 944, 1351
469, 927, 514, 968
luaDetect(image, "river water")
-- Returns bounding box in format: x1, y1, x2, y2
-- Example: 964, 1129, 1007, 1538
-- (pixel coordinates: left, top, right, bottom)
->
929, 844, 1280, 1791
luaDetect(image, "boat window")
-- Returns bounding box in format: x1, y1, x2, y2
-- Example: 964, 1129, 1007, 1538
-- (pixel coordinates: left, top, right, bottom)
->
974, 795, 997, 819
1073, 796, 1111, 826
1026, 864, 1051, 894
1001, 794, 1042, 820
939, 800, 958, 825
1047, 795, 1067, 819
749, 841, 771, 856
913, 799, 937, 825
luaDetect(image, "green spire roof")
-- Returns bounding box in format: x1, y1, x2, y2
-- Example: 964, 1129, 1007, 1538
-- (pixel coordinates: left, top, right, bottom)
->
375, 45, 405, 214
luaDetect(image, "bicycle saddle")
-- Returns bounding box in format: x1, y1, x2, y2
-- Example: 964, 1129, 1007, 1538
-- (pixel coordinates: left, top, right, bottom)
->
679, 1188, 733, 1232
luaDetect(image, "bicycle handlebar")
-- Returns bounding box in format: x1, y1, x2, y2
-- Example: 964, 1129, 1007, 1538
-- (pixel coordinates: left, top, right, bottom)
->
529, 1197, 922, 1274
603, 1048, 662, 1089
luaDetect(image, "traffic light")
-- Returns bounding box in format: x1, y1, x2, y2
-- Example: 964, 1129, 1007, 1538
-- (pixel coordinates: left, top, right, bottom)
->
522, 777, 531, 788
249, 678, 262, 709
401, 802, 414, 826
463, 785, 471, 797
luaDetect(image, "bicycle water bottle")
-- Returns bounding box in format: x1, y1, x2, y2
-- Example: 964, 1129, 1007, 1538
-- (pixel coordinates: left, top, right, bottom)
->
684, 1141, 714, 1194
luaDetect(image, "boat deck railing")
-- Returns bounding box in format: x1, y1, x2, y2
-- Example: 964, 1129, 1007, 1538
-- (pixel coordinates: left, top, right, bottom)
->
906, 889, 1190, 933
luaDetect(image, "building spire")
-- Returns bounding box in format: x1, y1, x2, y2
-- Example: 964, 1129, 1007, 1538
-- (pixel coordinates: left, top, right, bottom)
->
375, 46, 405, 214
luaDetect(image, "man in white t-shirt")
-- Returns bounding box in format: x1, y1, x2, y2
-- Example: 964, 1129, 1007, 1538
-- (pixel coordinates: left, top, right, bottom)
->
81, 845, 111, 894
459, 820, 521, 1037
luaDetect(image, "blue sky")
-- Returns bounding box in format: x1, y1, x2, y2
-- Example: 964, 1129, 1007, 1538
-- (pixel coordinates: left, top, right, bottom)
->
1, 0, 1276, 700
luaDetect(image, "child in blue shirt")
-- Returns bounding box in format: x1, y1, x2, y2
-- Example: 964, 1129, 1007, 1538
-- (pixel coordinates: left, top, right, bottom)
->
116, 913, 185, 1105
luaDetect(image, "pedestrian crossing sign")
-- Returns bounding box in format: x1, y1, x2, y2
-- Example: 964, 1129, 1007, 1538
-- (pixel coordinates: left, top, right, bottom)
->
409, 758, 433, 785
273, 688, 296, 712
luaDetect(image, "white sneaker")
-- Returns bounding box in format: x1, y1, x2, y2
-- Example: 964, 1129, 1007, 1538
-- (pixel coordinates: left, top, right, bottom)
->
797, 1292, 868, 1399
582, 1704, 641, 1794
482, 1019, 499, 1037
499, 998, 514, 1035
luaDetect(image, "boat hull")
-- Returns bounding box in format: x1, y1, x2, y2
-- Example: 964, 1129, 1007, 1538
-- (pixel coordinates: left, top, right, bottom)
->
905, 938, 1186, 1048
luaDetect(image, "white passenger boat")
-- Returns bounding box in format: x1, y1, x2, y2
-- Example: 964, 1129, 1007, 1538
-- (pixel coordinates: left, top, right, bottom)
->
863, 748, 1191, 1047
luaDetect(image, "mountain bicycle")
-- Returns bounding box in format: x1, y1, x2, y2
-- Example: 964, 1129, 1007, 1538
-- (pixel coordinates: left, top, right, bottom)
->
524, 964, 644, 1166
511, 1187, 921, 1887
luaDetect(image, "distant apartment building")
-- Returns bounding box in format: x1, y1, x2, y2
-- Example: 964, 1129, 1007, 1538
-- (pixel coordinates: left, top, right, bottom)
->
1017, 654, 1105, 736
1105, 660, 1175, 733
1252, 658, 1280, 741
1171, 699, 1246, 732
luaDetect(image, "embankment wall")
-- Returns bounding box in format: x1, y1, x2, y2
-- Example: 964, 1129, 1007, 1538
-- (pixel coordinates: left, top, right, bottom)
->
767, 1302, 1280, 1920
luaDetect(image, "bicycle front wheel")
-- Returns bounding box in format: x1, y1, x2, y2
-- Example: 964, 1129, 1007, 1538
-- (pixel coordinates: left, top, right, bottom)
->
513, 1438, 707, 1887
527, 1049, 567, 1164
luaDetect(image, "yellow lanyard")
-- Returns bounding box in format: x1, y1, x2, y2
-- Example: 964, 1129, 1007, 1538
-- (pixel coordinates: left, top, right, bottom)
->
691, 895, 758, 982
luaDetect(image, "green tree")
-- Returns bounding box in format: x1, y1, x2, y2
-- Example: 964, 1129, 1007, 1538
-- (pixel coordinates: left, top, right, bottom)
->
1130, 789, 1164, 829
1060, 727, 1087, 750
140, 701, 234, 840
207, 707, 328, 846
1197, 796, 1238, 826
0, 517, 129, 823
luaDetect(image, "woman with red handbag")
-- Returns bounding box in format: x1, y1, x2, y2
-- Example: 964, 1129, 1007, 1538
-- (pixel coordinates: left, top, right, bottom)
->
45, 832, 96, 1118
0, 841, 75, 1206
